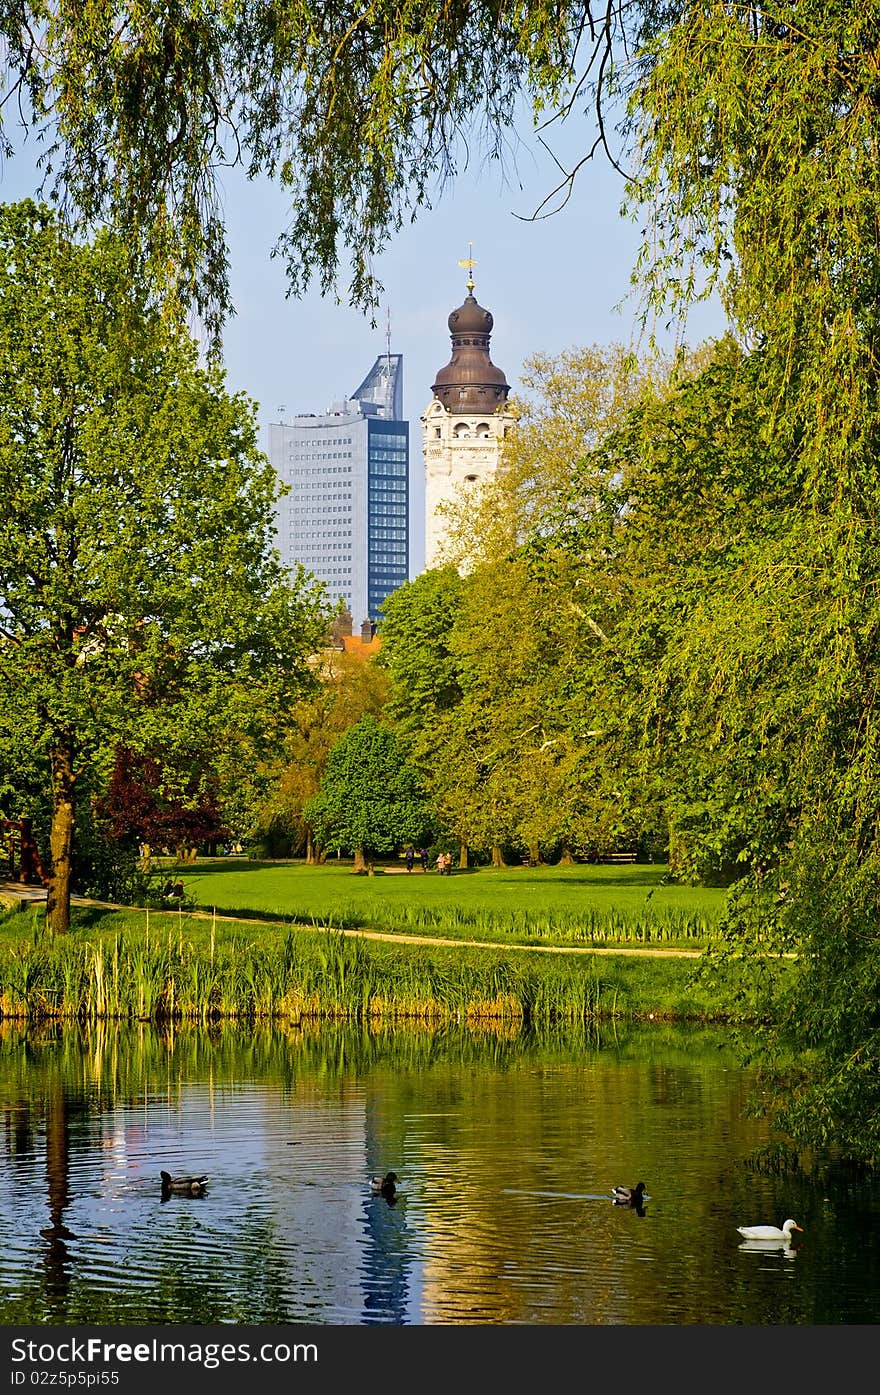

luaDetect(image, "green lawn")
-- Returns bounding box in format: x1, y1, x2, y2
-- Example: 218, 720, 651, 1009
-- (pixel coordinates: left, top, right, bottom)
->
165, 858, 728, 948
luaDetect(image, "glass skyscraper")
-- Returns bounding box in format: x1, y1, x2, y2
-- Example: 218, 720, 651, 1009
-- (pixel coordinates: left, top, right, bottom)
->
268, 354, 409, 627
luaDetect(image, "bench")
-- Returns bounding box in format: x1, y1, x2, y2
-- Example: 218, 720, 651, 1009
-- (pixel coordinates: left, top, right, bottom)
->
602, 852, 638, 863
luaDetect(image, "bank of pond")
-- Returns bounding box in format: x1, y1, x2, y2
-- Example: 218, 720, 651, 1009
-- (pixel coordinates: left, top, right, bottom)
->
0, 905, 782, 1026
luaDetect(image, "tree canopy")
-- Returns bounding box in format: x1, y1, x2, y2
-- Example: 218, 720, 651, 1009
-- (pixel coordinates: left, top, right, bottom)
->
251, 646, 392, 860
304, 715, 435, 871
377, 347, 683, 865
0, 3, 870, 375
0, 200, 327, 930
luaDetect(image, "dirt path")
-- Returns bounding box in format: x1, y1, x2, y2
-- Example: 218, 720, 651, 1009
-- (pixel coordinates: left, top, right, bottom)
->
1, 881, 703, 958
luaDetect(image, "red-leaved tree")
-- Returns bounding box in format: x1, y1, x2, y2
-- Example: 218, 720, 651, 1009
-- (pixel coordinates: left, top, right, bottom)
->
97, 748, 229, 861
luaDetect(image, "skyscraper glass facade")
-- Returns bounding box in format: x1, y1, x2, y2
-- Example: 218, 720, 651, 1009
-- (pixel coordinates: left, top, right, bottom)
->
368, 419, 409, 620
268, 354, 409, 627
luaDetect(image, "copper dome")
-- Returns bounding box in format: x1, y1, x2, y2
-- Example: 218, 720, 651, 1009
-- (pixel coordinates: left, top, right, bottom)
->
432, 292, 510, 412
448, 297, 493, 336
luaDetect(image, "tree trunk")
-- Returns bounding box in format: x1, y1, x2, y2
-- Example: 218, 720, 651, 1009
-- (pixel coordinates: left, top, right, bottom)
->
459, 842, 469, 870
527, 843, 540, 866
353, 848, 368, 873
559, 845, 575, 865
46, 740, 75, 936
491, 844, 506, 868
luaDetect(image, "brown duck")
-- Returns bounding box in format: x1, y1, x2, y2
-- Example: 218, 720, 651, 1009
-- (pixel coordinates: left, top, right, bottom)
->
160, 1170, 208, 1197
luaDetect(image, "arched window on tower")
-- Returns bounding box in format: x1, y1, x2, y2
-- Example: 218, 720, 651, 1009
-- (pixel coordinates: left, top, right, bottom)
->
453, 422, 470, 438
475, 422, 491, 438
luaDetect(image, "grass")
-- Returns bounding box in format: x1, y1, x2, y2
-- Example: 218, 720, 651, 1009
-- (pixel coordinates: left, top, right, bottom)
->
0, 902, 771, 1026
162, 858, 727, 949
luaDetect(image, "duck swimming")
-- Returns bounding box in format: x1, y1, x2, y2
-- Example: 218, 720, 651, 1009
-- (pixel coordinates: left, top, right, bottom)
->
371, 1172, 398, 1198
612, 1182, 647, 1206
160, 1170, 208, 1197
736, 1219, 803, 1242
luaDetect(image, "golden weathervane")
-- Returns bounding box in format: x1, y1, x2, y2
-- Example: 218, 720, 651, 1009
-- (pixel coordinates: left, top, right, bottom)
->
458, 243, 476, 294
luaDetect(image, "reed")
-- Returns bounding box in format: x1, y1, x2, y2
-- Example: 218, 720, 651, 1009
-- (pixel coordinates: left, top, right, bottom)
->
0, 906, 773, 1025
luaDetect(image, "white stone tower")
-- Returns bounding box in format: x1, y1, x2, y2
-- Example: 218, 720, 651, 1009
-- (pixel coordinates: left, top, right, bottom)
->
422, 261, 516, 567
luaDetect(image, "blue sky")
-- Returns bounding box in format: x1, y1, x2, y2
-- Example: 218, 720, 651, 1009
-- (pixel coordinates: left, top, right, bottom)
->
2, 113, 728, 573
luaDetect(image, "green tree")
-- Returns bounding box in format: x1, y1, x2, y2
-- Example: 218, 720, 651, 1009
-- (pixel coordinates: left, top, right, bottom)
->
378, 568, 465, 738
392, 347, 682, 866
254, 647, 391, 861
304, 716, 435, 872
584, 333, 880, 1159
611, 9, 880, 1159
437, 345, 680, 572
0, 200, 326, 933
585, 338, 798, 883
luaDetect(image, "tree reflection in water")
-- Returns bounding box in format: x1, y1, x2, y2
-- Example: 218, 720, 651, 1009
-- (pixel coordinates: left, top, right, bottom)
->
40, 1084, 77, 1305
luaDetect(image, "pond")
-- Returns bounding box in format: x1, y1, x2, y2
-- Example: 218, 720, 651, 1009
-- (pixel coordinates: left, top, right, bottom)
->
1, 1020, 878, 1326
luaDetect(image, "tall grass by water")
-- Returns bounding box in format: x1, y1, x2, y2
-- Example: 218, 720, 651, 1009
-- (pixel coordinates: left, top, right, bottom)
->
0, 906, 736, 1025
367, 900, 715, 946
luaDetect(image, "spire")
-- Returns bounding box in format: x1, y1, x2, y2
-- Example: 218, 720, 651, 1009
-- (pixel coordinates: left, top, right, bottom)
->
458, 242, 476, 295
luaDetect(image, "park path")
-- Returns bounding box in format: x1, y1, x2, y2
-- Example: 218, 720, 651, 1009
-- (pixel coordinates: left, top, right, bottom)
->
0, 881, 703, 959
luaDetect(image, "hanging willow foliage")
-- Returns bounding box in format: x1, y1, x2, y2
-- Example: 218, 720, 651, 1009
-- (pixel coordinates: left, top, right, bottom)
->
0, 1, 609, 344
625, 5, 880, 491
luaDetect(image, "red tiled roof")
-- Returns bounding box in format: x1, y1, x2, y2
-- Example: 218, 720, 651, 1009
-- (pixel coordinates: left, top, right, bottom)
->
341, 634, 382, 655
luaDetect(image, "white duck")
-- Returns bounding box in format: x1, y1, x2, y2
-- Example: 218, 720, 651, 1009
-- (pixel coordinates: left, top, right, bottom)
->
736, 1218, 803, 1242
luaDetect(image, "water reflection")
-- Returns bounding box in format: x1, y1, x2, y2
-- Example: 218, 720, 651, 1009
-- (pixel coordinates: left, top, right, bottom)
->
614, 1198, 647, 1217
738, 1238, 799, 1257
39, 1086, 77, 1304
361, 1192, 410, 1324
0, 1020, 878, 1324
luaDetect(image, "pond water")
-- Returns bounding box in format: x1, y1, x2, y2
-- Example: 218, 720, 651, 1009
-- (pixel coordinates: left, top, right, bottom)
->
1, 1020, 878, 1326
